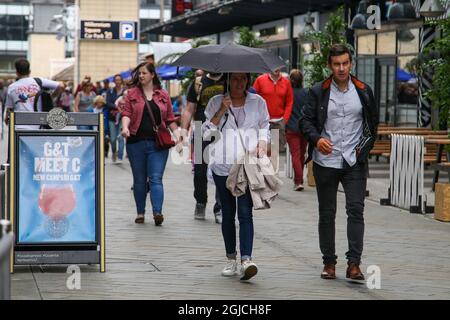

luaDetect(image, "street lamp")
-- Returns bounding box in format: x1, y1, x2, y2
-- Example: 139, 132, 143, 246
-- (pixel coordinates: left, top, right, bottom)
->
186, 16, 199, 25
303, 11, 315, 33
218, 6, 232, 15
419, 0, 446, 17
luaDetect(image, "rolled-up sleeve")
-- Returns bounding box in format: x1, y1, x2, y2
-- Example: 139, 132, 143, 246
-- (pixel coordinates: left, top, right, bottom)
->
122, 94, 133, 119
202, 95, 222, 134
258, 99, 270, 143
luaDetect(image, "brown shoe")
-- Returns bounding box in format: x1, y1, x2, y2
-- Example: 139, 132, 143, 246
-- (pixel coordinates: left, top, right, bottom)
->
135, 215, 145, 224
346, 262, 365, 281
320, 264, 336, 279
153, 214, 164, 226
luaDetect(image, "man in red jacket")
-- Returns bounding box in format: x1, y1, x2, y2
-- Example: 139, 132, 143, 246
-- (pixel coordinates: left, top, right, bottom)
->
253, 68, 293, 153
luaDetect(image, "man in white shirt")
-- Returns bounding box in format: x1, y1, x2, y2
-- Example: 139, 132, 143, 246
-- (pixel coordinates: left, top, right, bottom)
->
4, 58, 64, 130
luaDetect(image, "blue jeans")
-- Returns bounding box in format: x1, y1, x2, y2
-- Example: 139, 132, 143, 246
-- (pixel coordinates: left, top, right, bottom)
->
213, 173, 254, 261
126, 139, 169, 215
109, 121, 124, 159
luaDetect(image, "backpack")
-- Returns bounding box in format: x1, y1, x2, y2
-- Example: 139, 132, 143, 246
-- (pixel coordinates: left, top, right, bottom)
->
33, 78, 55, 112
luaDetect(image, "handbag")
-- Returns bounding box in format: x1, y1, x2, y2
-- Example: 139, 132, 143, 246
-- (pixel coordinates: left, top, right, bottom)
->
142, 92, 175, 150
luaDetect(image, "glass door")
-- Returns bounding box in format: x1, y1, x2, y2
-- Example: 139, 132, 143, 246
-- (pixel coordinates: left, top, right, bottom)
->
376, 58, 396, 125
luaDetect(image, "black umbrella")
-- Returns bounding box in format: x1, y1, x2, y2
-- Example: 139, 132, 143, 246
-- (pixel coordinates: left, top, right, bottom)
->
171, 43, 286, 73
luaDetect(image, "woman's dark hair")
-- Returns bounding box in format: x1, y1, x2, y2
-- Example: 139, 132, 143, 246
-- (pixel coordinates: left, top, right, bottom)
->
222, 73, 251, 95
129, 62, 161, 89
327, 44, 353, 64
289, 69, 303, 88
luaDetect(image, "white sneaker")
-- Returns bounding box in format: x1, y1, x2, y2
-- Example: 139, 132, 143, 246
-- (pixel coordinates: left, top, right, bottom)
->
240, 259, 258, 280
221, 259, 238, 277
294, 184, 304, 191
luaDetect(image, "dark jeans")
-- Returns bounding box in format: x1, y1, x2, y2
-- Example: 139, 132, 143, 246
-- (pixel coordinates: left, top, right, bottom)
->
313, 161, 368, 265
126, 139, 169, 215
213, 173, 254, 260
193, 139, 221, 212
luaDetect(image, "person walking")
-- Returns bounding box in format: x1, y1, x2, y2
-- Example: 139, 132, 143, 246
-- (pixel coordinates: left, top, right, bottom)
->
285, 69, 309, 191
180, 71, 225, 223
106, 74, 125, 162
253, 68, 293, 153
4, 58, 64, 130
74, 80, 97, 130
299, 44, 379, 281
121, 62, 180, 226
203, 73, 270, 281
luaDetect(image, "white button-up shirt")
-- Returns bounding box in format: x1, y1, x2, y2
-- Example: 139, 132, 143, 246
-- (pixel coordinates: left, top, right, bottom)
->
203, 93, 270, 176
313, 79, 363, 169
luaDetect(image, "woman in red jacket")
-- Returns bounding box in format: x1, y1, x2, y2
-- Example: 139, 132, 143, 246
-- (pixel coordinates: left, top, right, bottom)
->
121, 62, 180, 225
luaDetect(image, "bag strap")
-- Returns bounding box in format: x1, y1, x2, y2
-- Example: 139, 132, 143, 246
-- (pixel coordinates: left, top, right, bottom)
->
33, 77, 43, 112
140, 88, 159, 133
227, 107, 247, 152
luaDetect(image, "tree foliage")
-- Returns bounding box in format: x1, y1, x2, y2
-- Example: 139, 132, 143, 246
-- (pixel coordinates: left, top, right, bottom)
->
301, 6, 352, 87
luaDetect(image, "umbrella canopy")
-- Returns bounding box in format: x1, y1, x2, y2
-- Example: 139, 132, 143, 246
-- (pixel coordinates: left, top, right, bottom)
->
156, 64, 191, 80
171, 43, 286, 74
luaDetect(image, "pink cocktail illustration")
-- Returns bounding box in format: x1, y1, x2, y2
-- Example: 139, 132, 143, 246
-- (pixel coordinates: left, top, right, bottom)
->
38, 185, 76, 221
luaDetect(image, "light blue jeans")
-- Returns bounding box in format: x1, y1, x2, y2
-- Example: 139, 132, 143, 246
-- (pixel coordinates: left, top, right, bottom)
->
109, 120, 124, 160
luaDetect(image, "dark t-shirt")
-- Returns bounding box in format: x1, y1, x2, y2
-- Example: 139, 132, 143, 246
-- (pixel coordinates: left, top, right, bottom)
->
187, 75, 224, 122
127, 100, 161, 144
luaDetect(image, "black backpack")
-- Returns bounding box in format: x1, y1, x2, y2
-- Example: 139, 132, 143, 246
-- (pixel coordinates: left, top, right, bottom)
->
33, 77, 55, 112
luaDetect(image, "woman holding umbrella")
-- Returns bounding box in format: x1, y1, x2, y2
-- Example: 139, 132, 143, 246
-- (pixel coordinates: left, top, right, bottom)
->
203, 73, 270, 281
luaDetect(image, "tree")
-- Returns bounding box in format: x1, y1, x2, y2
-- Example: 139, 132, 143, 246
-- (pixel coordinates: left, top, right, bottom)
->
235, 26, 263, 47
406, 17, 450, 133
300, 6, 351, 87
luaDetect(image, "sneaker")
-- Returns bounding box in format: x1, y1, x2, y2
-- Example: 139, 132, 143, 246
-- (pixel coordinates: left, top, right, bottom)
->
194, 203, 206, 220
240, 259, 258, 281
112, 152, 117, 163
214, 210, 222, 224
294, 183, 304, 191
221, 259, 238, 277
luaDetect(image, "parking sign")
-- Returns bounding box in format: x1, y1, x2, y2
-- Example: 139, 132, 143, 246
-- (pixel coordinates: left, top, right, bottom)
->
120, 22, 135, 40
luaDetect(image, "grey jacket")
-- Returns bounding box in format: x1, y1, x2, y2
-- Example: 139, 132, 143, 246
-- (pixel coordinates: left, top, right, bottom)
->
226, 154, 283, 210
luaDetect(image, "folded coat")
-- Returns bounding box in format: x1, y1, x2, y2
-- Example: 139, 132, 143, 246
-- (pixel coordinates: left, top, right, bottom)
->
226, 154, 283, 210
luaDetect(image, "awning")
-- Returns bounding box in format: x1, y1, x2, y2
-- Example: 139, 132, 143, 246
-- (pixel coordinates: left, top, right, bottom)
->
156, 65, 191, 80
142, 0, 347, 38
52, 64, 74, 82
104, 69, 132, 83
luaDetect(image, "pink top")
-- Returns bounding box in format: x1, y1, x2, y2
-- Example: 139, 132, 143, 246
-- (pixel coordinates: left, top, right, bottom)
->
122, 86, 177, 135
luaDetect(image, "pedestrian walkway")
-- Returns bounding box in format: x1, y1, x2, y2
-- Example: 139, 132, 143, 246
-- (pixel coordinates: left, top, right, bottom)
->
10, 154, 450, 300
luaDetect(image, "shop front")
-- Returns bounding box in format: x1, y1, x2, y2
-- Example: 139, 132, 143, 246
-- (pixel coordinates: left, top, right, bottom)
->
355, 21, 422, 127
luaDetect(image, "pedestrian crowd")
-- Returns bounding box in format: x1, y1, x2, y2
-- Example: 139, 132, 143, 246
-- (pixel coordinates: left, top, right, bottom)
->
3, 43, 378, 283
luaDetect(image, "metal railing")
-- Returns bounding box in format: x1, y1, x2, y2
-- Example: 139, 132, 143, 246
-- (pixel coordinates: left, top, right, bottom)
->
0, 220, 13, 300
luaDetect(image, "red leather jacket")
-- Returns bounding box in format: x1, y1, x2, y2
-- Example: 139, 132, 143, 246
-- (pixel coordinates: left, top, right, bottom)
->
122, 86, 177, 135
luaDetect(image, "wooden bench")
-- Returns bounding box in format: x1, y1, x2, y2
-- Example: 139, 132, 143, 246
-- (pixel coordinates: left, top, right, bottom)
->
370, 130, 449, 162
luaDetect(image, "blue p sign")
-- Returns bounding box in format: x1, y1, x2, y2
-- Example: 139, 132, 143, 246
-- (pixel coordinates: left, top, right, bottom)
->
120, 22, 135, 40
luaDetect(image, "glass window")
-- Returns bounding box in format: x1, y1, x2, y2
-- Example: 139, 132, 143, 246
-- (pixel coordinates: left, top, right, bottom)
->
357, 34, 376, 55
397, 28, 419, 55
0, 15, 27, 41
377, 32, 396, 55
356, 58, 375, 90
